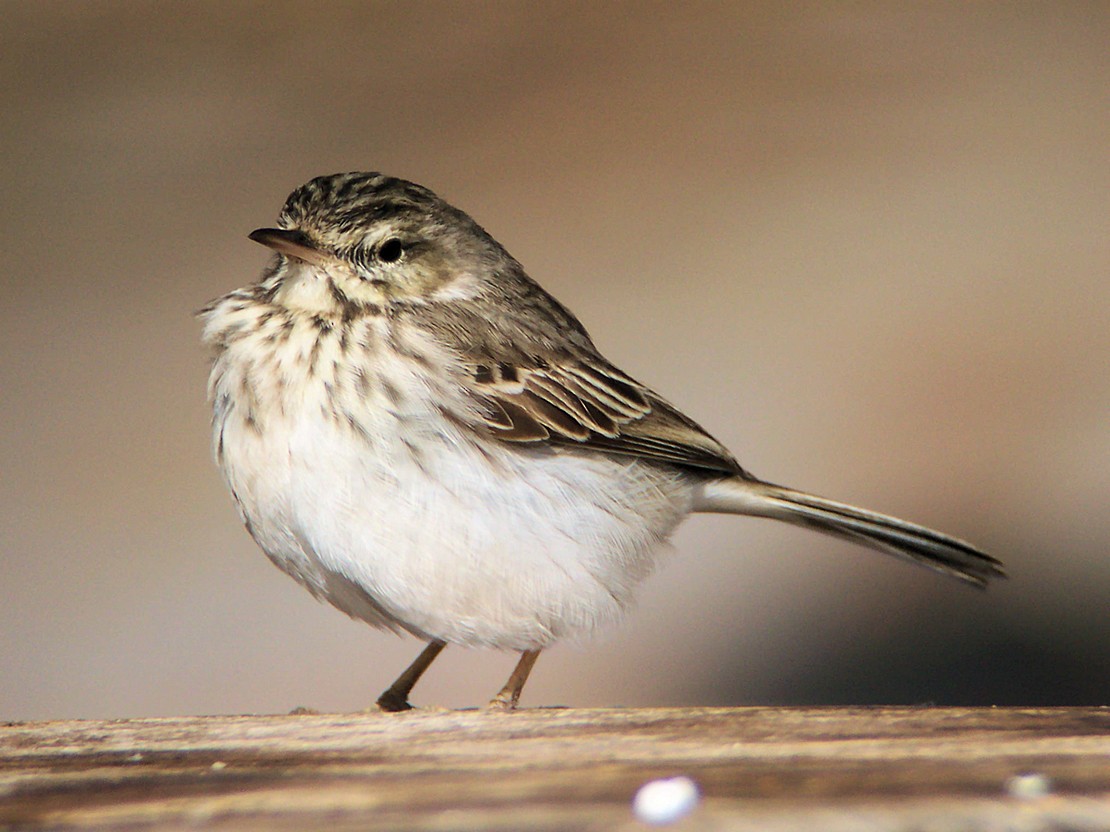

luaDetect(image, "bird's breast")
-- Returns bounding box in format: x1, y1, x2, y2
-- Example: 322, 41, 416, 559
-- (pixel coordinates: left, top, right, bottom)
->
202, 297, 695, 648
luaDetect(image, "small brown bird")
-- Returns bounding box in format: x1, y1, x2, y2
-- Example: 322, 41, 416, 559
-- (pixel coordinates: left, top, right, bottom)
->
200, 173, 1004, 711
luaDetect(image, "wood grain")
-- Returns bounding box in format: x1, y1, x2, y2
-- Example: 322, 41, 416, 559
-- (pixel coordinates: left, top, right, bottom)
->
2, 707, 1108, 830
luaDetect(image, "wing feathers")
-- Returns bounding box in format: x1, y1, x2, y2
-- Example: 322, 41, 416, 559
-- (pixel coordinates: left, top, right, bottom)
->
562, 364, 650, 417
463, 356, 743, 475
525, 374, 616, 437
485, 398, 549, 441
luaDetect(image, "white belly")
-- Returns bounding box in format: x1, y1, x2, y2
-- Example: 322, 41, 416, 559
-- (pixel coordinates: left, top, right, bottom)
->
213, 348, 693, 650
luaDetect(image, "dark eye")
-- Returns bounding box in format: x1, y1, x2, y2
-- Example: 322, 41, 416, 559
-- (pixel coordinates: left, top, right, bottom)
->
378, 238, 404, 263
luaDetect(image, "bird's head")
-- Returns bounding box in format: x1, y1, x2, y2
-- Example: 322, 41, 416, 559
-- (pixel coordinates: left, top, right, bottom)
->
251, 172, 509, 316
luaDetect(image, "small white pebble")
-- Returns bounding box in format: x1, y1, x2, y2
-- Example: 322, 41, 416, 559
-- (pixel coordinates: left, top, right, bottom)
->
633, 776, 700, 825
209, 761, 227, 771
1006, 772, 1052, 800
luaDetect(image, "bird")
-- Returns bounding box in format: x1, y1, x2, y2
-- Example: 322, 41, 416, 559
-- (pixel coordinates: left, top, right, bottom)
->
200, 172, 1005, 711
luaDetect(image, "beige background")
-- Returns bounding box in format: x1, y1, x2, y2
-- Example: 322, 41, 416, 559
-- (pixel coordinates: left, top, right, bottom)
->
2, 3, 1106, 720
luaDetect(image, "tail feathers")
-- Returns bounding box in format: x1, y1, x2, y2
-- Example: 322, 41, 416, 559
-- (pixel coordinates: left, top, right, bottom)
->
694, 478, 1006, 588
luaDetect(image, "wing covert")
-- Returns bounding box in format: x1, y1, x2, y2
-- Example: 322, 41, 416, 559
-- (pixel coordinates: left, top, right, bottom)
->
463, 355, 745, 477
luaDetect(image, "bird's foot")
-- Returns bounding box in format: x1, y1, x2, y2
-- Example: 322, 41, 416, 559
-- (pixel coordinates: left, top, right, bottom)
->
485, 693, 519, 712
376, 690, 415, 712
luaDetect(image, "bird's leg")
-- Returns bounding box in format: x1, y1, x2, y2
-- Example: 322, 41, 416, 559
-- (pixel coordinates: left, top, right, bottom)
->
488, 649, 541, 711
376, 639, 446, 712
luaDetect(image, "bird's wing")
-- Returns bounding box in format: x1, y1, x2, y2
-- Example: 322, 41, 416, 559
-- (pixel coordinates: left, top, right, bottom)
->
460, 354, 747, 476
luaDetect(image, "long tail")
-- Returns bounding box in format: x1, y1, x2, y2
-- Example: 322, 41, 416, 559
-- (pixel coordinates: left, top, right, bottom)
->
694, 477, 1006, 588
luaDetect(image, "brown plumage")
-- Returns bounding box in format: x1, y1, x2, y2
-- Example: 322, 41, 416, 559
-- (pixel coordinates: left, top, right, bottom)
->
202, 172, 1005, 711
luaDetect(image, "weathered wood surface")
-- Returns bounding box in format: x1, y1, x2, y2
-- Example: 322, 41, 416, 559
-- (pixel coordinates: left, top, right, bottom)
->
2, 707, 1108, 831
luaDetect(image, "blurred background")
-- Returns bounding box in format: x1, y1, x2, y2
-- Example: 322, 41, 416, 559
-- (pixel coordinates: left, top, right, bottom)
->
2, 3, 1107, 720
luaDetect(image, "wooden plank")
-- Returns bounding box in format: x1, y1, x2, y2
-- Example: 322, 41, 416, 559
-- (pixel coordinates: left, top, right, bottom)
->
2, 707, 1108, 830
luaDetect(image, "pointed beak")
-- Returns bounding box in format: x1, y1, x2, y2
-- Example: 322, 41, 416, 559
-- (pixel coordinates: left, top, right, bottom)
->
248, 227, 332, 267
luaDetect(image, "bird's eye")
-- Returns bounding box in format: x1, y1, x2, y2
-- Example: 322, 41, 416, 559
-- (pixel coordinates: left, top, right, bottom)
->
378, 238, 404, 263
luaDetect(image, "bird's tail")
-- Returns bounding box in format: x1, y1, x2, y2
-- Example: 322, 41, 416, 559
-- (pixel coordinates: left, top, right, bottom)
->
693, 477, 1005, 588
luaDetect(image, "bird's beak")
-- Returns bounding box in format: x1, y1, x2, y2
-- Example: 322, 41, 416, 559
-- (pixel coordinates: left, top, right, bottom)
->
248, 228, 333, 267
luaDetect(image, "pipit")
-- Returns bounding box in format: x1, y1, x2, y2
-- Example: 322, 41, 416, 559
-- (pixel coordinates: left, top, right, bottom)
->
200, 172, 1004, 711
